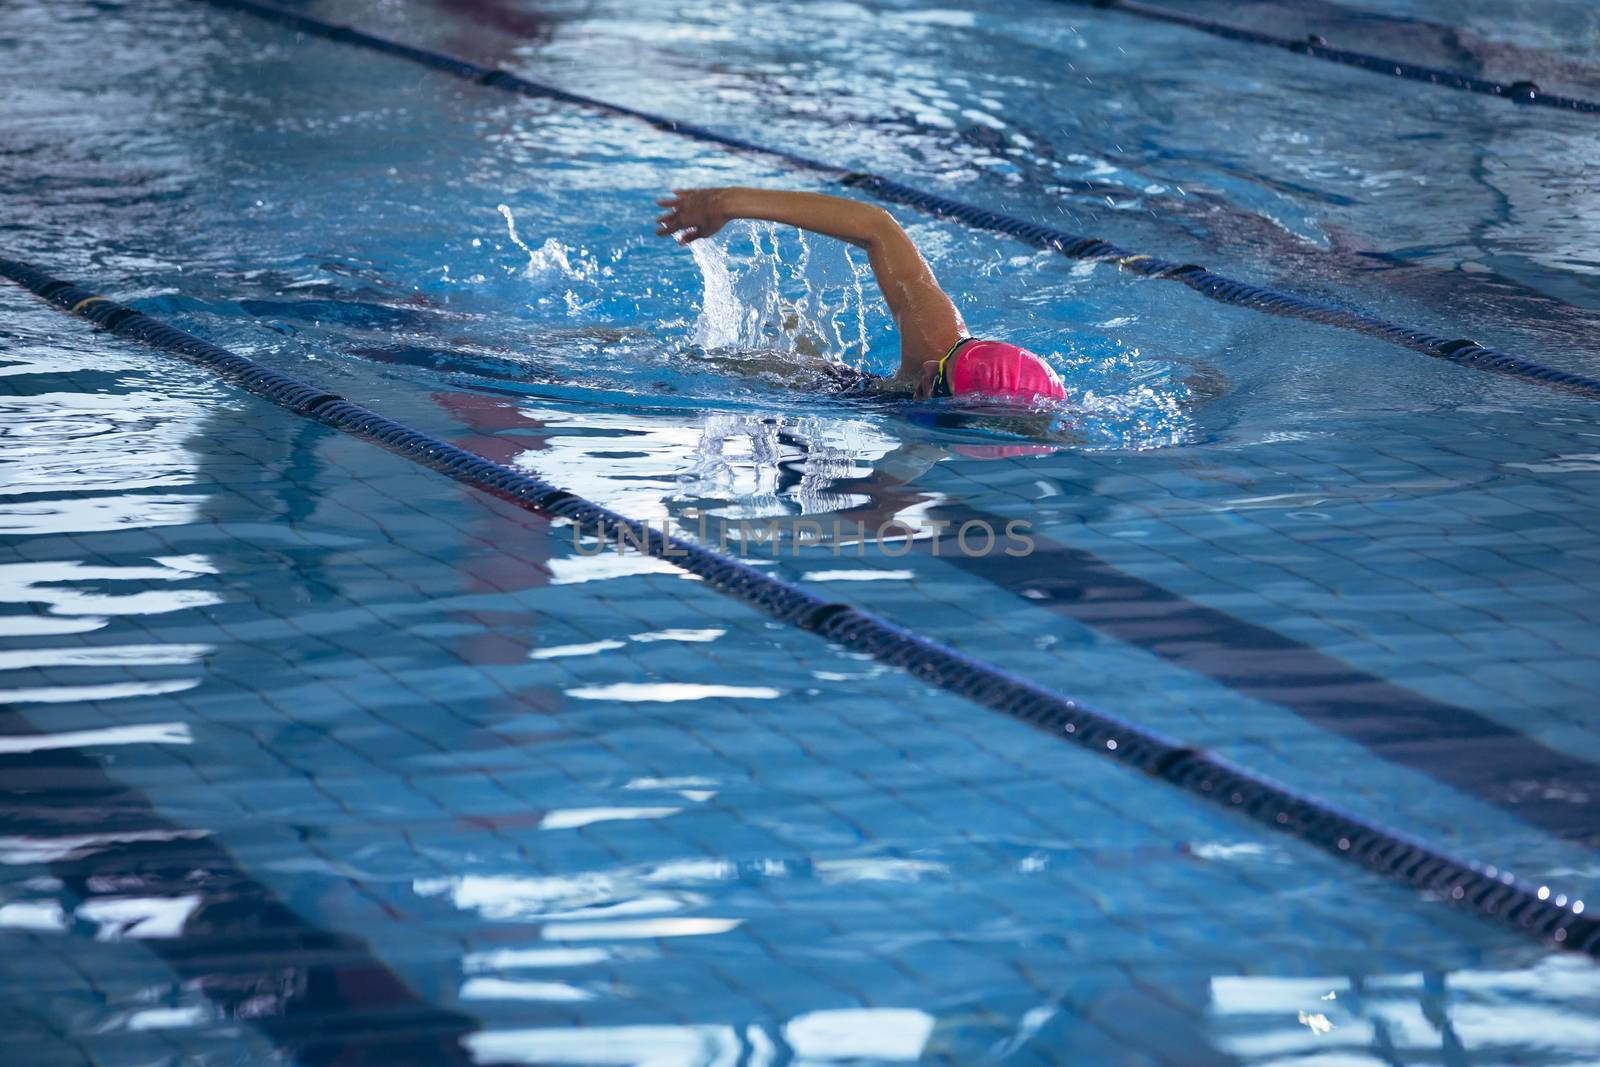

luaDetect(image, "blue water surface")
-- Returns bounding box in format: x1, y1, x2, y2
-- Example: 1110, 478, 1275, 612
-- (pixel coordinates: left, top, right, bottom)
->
3, 0, 1600, 1063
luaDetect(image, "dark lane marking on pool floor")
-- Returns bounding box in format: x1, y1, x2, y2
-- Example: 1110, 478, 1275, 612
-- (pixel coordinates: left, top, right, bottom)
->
0, 702, 499, 1066
916, 498, 1600, 847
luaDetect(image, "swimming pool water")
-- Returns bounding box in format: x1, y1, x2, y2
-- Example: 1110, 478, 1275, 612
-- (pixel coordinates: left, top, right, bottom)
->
3, 0, 1600, 1063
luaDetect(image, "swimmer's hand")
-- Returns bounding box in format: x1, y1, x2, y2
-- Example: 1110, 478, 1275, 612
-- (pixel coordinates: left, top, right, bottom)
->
655, 190, 732, 245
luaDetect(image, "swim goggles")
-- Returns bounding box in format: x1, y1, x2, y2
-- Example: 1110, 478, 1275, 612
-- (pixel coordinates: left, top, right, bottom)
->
930, 336, 974, 399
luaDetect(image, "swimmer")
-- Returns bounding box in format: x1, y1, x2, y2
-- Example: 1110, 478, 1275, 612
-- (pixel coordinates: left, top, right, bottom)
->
655, 187, 1068, 405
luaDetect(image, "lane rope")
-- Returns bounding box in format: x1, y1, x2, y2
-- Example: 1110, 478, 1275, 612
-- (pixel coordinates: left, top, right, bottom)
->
194, 0, 1600, 403
1053, 0, 1600, 114
3, 253, 1595, 957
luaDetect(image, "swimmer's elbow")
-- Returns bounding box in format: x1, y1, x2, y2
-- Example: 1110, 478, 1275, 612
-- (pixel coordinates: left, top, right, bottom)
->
853, 206, 902, 251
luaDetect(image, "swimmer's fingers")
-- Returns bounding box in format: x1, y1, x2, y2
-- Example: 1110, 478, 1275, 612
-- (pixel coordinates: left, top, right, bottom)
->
655, 206, 690, 239
655, 222, 702, 242
654, 218, 696, 241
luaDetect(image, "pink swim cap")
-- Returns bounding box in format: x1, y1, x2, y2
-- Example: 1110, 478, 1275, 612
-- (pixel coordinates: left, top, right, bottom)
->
946, 340, 1066, 402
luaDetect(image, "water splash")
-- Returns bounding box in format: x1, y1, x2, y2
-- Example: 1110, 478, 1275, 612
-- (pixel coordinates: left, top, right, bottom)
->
689, 238, 740, 349
497, 204, 604, 316
497, 203, 537, 269
499, 203, 597, 279
685, 222, 876, 364
1053, 343, 1197, 449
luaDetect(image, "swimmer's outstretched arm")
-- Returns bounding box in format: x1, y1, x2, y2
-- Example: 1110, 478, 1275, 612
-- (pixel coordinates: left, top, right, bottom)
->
656, 187, 965, 385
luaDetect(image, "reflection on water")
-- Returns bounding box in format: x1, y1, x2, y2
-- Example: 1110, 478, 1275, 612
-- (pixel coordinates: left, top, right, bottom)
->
1210, 962, 1600, 1064
0, 828, 210, 866
0, 721, 193, 752
466, 1008, 935, 1066
566, 682, 782, 702
460, 976, 597, 1002
76, 893, 203, 941
0, 559, 224, 616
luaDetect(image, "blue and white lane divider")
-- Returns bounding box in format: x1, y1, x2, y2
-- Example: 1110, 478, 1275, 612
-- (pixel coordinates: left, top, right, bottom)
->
193, 0, 1600, 404
1051, 0, 1600, 115
2, 254, 1594, 956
